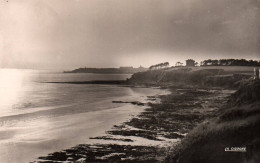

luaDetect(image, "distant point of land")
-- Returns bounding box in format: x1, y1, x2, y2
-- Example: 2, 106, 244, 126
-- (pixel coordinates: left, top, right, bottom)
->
64, 66, 147, 74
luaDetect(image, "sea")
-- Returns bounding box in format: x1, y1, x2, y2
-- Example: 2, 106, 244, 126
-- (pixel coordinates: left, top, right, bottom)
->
0, 69, 167, 163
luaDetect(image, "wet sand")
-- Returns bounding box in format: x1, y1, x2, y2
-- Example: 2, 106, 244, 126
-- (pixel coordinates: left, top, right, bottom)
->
0, 87, 168, 163
0, 105, 142, 163
34, 86, 234, 162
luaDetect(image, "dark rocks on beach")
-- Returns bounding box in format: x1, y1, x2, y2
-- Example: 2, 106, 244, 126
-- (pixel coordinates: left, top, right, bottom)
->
147, 95, 157, 101
34, 144, 162, 163
35, 86, 232, 162
89, 136, 134, 142
163, 132, 184, 139
112, 100, 146, 106
107, 130, 163, 141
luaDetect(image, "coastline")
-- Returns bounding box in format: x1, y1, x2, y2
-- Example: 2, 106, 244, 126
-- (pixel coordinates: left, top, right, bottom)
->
0, 86, 168, 163
34, 85, 233, 162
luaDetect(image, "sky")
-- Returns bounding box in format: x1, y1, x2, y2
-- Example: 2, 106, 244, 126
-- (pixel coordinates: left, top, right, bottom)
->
0, 0, 259, 69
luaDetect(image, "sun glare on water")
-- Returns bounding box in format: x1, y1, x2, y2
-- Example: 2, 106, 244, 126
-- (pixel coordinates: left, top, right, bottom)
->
0, 69, 27, 115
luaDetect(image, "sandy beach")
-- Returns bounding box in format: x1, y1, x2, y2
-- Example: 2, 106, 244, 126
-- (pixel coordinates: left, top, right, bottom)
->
0, 82, 169, 163
33, 85, 233, 162
0, 105, 139, 163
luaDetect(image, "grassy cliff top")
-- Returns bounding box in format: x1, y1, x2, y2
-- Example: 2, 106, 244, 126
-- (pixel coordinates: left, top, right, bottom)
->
166, 80, 260, 163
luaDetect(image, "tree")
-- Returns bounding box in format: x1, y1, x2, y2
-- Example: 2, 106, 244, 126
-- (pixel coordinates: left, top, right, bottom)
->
212, 60, 218, 66
149, 62, 170, 70
175, 62, 183, 67
201, 59, 260, 66
163, 62, 169, 68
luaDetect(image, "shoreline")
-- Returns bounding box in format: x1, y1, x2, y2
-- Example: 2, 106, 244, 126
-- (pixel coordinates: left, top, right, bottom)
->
34, 85, 234, 162
41, 80, 126, 85
0, 86, 168, 163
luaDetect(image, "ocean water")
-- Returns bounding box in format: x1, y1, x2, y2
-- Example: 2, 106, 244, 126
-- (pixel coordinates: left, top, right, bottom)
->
0, 69, 131, 117
0, 69, 167, 163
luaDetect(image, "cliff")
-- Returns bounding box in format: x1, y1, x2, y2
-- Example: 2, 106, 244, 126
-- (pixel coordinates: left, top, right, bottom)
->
126, 68, 259, 162
165, 80, 260, 163
127, 68, 252, 88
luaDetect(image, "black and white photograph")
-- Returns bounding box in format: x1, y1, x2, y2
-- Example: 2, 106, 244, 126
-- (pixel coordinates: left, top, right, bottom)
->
0, 0, 260, 162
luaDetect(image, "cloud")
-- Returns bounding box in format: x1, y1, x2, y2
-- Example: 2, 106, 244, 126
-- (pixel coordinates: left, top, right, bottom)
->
0, 0, 259, 68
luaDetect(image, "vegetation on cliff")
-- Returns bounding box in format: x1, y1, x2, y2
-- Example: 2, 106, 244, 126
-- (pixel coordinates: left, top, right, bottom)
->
127, 68, 252, 88
200, 59, 260, 67
166, 80, 260, 163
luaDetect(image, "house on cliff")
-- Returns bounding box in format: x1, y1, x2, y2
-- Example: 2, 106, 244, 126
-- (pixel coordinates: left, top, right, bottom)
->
186, 59, 195, 67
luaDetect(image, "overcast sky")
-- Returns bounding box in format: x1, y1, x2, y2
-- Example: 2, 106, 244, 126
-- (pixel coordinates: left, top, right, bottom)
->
0, 0, 259, 69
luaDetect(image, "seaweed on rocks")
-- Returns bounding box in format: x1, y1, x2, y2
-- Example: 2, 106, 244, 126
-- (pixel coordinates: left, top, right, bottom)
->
34, 144, 163, 163
89, 136, 134, 142
34, 86, 232, 162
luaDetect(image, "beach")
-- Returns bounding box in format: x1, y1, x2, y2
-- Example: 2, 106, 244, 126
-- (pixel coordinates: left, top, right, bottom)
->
0, 69, 169, 163
34, 85, 234, 162
0, 103, 147, 163
1, 68, 259, 163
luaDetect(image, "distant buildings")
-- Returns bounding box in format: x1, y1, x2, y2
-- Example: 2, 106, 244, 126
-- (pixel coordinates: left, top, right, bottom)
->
186, 59, 195, 67
119, 66, 134, 70
119, 66, 133, 69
